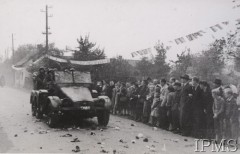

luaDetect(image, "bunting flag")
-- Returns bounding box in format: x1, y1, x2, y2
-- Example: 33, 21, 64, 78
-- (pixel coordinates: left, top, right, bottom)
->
199, 30, 206, 33
196, 31, 203, 36
131, 48, 152, 58
191, 32, 203, 39
210, 26, 218, 32
179, 37, 186, 43
186, 34, 194, 41
175, 38, 182, 45
215, 24, 223, 30
222, 21, 229, 25
131, 52, 138, 58
192, 34, 198, 39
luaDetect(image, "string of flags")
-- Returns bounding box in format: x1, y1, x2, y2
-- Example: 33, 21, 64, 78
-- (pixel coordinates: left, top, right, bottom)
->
131, 18, 240, 58
172, 22, 228, 46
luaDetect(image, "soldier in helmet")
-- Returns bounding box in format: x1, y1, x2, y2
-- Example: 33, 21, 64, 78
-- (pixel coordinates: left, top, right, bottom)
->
44, 69, 55, 85
35, 67, 46, 90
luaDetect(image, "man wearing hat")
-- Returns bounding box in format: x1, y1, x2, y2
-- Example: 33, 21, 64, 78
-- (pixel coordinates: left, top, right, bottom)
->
191, 76, 205, 138
213, 79, 224, 98
179, 74, 193, 136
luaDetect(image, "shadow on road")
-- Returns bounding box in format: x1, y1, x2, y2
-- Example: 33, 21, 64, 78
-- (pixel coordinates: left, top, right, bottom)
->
37, 115, 108, 130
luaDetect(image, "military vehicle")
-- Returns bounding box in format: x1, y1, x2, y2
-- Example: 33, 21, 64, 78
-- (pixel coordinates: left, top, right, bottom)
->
30, 69, 111, 127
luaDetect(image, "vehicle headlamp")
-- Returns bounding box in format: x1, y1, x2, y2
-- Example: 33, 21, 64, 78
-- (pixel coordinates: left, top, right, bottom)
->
61, 99, 73, 107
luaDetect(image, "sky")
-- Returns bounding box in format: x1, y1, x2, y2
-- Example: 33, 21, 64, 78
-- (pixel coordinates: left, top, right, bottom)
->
0, 0, 240, 61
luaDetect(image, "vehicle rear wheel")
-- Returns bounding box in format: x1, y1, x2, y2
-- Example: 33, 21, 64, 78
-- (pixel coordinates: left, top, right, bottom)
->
97, 110, 110, 126
48, 112, 59, 128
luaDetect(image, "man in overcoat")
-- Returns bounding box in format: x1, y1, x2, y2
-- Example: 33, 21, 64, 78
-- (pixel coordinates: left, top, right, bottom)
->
191, 77, 204, 138
179, 74, 193, 136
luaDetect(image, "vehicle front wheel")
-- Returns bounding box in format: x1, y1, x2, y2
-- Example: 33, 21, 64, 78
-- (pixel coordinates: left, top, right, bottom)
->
35, 106, 43, 119
31, 98, 37, 116
97, 110, 110, 126
48, 112, 59, 128
31, 103, 36, 116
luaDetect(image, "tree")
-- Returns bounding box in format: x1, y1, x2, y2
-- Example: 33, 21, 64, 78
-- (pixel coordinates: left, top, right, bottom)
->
12, 44, 38, 64
190, 41, 225, 81
136, 57, 154, 77
99, 56, 135, 82
73, 35, 105, 61
152, 42, 170, 78
170, 49, 192, 78
217, 31, 240, 72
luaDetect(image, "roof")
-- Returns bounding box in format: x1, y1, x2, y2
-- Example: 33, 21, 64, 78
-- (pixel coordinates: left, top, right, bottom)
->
13, 49, 43, 67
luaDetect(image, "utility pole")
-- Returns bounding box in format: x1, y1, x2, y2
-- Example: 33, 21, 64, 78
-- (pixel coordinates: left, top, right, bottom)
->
12, 33, 15, 63
41, 5, 52, 53
11, 34, 16, 86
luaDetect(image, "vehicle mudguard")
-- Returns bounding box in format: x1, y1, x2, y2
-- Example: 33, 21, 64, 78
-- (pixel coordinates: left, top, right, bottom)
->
47, 96, 61, 108
39, 89, 48, 94
34, 90, 48, 98
98, 96, 111, 109
30, 90, 37, 104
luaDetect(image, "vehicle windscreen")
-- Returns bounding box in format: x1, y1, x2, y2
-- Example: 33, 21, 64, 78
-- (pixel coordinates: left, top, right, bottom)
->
54, 71, 92, 84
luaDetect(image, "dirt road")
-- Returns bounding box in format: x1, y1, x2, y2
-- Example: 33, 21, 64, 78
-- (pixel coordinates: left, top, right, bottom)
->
0, 87, 236, 153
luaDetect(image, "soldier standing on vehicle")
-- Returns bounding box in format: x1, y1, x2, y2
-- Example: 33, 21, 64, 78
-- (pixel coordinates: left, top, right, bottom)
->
44, 69, 55, 85
35, 67, 46, 90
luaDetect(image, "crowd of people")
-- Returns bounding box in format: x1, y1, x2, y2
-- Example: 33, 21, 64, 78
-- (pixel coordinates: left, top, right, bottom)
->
95, 74, 240, 142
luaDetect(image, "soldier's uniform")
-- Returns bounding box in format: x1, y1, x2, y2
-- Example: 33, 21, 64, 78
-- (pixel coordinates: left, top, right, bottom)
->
35, 68, 46, 90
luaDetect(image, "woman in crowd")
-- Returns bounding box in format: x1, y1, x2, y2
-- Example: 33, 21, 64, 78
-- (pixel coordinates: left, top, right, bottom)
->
101, 80, 109, 96
112, 82, 121, 115
149, 83, 161, 126
107, 81, 115, 100
171, 82, 182, 133
212, 89, 225, 143
143, 80, 155, 123
223, 88, 239, 141
165, 86, 175, 131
